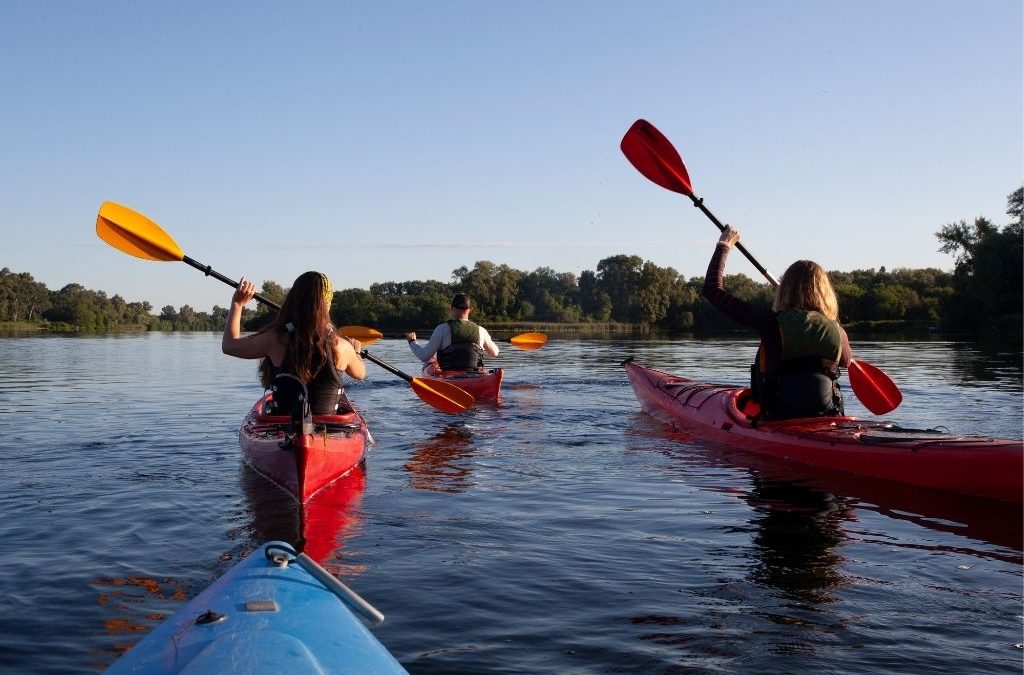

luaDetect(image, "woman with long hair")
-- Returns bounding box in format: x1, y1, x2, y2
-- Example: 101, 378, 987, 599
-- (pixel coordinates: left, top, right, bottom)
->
222, 271, 365, 414
702, 226, 852, 420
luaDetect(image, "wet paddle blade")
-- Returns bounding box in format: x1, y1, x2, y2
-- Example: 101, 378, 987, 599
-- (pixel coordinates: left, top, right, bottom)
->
508, 332, 547, 350
848, 359, 902, 415
411, 377, 476, 413
339, 325, 384, 346
96, 201, 185, 262
620, 119, 693, 196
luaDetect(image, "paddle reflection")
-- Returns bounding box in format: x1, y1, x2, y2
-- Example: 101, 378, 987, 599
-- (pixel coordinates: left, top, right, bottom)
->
405, 423, 476, 493
240, 462, 366, 569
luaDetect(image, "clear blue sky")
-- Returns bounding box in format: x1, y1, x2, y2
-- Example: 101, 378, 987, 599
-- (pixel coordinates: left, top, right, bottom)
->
2, 1, 1021, 312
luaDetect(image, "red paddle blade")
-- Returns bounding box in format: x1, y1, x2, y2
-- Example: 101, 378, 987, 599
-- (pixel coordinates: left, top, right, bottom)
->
848, 360, 903, 415
620, 119, 693, 196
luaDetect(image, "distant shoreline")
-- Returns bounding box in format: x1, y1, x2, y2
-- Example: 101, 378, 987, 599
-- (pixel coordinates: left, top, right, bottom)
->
4, 319, 1018, 344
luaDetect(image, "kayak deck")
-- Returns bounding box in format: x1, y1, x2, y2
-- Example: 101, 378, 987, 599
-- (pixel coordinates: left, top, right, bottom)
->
105, 542, 407, 674
239, 394, 370, 503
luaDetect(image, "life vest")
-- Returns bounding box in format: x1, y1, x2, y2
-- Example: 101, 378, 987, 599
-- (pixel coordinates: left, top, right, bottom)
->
269, 340, 345, 415
437, 319, 485, 370
751, 309, 845, 419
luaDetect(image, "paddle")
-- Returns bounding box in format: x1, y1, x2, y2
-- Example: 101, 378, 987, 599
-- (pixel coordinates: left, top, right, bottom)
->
341, 326, 547, 351
96, 201, 475, 414
846, 359, 902, 416
359, 350, 474, 413
620, 120, 903, 415
620, 120, 780, 286
96, 201, 282, 307
338, 326, 383, 346
507, 332, 547, 350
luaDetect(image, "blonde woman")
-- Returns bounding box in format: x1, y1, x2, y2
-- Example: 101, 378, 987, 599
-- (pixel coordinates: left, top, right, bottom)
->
702, 226, 852, 419
222, 271, 365, 414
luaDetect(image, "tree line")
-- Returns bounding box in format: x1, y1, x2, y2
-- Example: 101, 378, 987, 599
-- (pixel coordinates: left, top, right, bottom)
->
3, 188, 1020, 338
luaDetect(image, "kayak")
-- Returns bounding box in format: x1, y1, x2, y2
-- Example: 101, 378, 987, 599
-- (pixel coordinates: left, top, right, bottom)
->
624, 360, 1023, 503
239, 393, 370, 504
104, 541, 407, 674
423, 361, 503, 401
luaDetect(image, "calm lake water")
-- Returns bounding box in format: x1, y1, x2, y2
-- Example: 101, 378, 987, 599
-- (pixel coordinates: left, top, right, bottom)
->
0, 333, 1021, 674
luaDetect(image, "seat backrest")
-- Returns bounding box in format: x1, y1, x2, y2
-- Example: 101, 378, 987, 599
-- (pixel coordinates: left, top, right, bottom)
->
269, 373, 314, 435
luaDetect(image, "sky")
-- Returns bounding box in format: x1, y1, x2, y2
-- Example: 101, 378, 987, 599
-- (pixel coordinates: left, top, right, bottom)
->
2, 1, 1021, 312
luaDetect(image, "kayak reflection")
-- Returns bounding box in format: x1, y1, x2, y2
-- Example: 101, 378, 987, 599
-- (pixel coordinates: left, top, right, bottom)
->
632, 414, 1023, 555
404, 423, 477, 493
240, 462, 367, 567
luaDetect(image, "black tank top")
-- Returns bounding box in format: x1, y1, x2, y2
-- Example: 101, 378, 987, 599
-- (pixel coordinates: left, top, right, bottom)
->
273, 343, 344, 414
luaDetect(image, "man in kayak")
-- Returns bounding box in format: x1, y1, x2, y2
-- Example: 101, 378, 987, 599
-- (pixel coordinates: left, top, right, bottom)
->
703, 226, 852, 420
222, 271, 366, 414
404, 293, 500, 370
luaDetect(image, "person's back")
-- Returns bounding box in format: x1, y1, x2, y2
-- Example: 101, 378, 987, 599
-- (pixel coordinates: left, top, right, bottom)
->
753, 307, 846, 419
437, 318, 486, 370
406, 293, 500, 370
702, 227, 852, 420
222, 271, 366, 415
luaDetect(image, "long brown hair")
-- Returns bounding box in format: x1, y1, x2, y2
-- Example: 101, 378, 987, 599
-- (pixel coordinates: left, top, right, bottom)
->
258, 271, 335, 387
772, 260, 839, 320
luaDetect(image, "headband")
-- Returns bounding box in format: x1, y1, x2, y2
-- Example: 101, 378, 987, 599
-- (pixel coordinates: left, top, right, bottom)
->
320, 273, 333, 305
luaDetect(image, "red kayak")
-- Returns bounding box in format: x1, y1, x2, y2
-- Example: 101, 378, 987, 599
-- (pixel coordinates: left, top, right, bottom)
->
423, 361, 503, 401
239, 393, 370, 504
625, 360, 1023, 503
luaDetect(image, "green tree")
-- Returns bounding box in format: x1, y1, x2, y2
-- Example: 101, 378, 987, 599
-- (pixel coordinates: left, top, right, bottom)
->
936, 187, 1023, 334
595, 254, 644, 322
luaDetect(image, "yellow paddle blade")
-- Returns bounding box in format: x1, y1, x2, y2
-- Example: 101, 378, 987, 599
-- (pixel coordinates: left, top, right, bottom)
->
96, 201, 185, 262
411, 377, 475, 413
509, 332, 547, 350
339, 326, 384, 346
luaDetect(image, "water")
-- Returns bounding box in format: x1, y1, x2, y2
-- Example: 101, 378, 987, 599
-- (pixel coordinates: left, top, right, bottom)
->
0, 333, 1020, 673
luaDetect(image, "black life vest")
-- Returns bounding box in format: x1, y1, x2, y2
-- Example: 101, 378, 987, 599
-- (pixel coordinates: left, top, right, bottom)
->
751, 309, 845, 419
437, 319, 485, 370
269, 340, 344, 415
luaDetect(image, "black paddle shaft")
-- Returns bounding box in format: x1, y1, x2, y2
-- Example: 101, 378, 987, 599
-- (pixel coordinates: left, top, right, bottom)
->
360, 350, 414, 383
687, 195, 780, 288
182, 255, 282, 309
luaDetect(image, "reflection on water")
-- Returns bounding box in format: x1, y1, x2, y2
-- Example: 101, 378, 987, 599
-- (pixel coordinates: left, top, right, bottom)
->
949, 342, 1024, 389
404, 423, 477, 493
640, 418, 1023, 556
745, 480, 851, 605
240, 463, 367, 568
88, 574, 191, 665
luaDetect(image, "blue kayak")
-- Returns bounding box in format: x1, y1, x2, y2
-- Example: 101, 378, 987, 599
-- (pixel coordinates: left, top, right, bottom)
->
105, 542, 407, 674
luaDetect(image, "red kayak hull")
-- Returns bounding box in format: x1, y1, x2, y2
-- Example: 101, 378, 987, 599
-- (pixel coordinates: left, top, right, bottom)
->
238, 394, 369, 504
625, 361, 1023, 503
423, 361, 503, 401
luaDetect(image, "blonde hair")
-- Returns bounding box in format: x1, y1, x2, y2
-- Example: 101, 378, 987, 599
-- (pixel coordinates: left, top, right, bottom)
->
772, 260, 839, 320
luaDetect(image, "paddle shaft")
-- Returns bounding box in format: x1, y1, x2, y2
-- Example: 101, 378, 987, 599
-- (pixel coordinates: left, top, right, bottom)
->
686, 195, 780, 288
360, 350, 413, 383
182, 255, 282, 309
